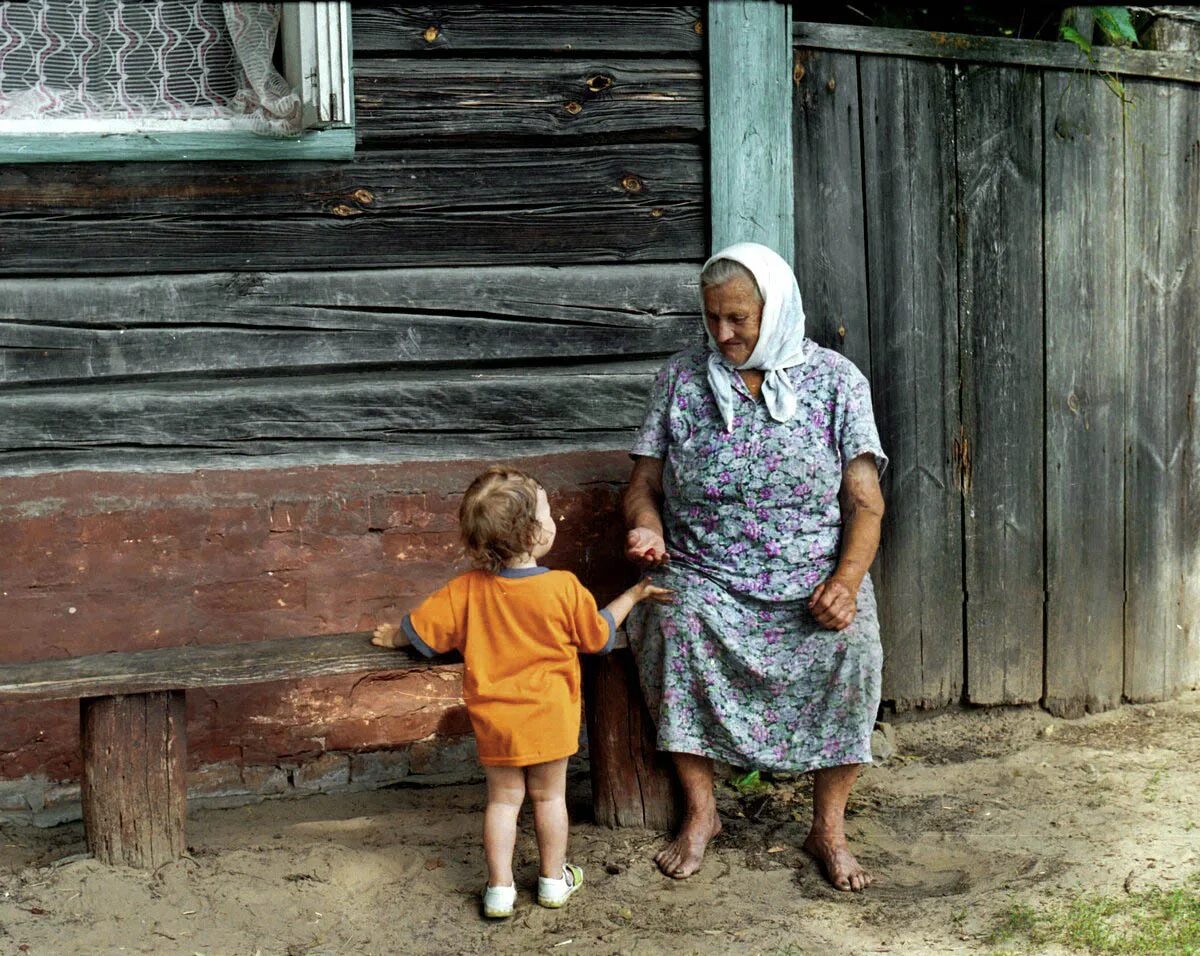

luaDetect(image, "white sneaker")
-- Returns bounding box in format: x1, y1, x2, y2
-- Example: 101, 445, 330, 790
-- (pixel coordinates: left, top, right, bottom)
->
538, 863, 583, 908
482, 883, 516, 918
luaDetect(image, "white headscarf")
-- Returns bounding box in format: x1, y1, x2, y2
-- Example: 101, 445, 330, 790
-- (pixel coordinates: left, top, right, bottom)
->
701, 242, 813, 431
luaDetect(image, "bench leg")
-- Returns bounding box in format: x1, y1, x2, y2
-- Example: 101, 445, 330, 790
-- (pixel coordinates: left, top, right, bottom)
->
583, 650, 681, 830
80, 691, 187, 868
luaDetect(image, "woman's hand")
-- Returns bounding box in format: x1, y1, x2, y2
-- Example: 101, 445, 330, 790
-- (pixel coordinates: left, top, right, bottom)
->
808, 578, 858, 631
626, 527, 670, 567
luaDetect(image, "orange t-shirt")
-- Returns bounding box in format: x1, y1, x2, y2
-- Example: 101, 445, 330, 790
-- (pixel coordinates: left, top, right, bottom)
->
402, 566, 615, 767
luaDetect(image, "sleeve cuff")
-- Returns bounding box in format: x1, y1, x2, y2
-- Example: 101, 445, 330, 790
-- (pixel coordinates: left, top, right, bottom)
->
594, 609, 617, 655
401, 614, 437, 659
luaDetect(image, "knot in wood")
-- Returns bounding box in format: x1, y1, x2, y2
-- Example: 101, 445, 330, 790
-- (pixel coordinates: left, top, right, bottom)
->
423, 25, 439, 43
353, 188, 375, 205
650, 208, 664, 218
586, 74, 613, 93
621, 175, 643, 193
826, 76, 837, 93
330, 203, 358, 218
564, 100, 583, 115
693, 20, 704, 35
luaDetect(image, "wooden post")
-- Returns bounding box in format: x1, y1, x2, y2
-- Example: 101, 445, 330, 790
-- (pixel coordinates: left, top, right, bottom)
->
1144, 7, 1200, 51
584, 650, 681, 830
707, 0, 795, 261
81, 691, 187, 868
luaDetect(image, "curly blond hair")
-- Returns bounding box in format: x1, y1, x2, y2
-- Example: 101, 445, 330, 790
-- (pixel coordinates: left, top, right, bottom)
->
458, 466, 545, 573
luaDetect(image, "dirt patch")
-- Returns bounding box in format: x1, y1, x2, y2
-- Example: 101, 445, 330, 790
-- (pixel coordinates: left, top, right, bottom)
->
2, 692, 1199, 955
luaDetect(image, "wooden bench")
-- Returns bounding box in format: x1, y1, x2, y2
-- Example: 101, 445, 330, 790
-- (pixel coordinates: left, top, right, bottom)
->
0, 636, 678, 868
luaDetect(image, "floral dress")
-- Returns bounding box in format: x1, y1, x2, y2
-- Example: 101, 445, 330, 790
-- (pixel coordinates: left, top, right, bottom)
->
626, 342, 887, 772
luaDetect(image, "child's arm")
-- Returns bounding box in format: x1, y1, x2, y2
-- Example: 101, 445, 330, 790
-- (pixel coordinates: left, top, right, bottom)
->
371, 622, 410, 649
602, 577, 673, 633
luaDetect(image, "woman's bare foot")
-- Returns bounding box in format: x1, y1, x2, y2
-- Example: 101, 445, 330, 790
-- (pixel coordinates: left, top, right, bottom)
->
802, 832, 872, 892
655, 805, 721, 879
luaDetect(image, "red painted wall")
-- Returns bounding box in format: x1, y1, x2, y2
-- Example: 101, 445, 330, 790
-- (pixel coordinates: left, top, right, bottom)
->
0, 452, 633, 784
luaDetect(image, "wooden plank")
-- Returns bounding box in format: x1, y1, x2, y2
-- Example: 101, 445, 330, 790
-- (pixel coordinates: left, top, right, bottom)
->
0, 145, 704, 274
81, 691, 186, 868
0, 265, 701, 384
859, 55, 962, 709
352, 5, 703, 55
0, 360, 663, 453
583, 650, 681, 830
355, 58, 703, 144
1123, 78, 1200, 701
956, 64, 1045, 705
0, 433, 639, 477
794, 21, 1200, 85
1042, 71, 1126, 718
792, 48, 869, 369
708, 0, 794, 262
0, 633, 437, 703
0, 128, 354, 165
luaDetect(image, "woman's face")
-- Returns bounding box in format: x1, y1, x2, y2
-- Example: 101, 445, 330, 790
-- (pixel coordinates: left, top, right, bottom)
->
702, 275, 763, 366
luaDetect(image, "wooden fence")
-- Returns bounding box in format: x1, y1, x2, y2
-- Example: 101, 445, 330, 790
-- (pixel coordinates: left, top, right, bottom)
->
792, 23, 1199, 714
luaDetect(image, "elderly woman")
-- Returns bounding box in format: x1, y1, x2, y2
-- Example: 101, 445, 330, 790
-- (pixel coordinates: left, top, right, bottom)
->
623, 242, 886, 892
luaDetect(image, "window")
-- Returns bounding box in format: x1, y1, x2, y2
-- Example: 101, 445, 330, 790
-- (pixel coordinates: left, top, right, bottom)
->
0, 0, 353, 162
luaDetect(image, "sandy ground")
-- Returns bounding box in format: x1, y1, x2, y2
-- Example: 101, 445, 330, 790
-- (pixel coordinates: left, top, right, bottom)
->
2, 692, 1198, 956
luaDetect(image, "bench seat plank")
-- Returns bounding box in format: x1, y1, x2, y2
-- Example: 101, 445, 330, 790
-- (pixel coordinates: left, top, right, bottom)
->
0, 634, 436, 703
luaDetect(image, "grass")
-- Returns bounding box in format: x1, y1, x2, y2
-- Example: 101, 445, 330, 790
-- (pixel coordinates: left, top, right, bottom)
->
988, 874, 1200, 954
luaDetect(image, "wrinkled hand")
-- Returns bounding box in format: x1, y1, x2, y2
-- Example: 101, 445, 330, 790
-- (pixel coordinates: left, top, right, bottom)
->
626, 527, 669, 567
808, 578, 858, 631
371, 622, 401, 648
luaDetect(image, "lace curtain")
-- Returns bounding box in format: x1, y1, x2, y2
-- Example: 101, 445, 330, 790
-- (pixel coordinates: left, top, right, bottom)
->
0, 1, 301, 135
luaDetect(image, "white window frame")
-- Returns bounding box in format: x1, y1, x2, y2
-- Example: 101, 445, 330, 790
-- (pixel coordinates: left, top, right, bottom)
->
0, 1, 354, 162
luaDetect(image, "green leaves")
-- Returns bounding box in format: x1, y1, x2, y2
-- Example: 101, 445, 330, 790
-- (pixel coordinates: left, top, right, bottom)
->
1094, 6, 1139, 46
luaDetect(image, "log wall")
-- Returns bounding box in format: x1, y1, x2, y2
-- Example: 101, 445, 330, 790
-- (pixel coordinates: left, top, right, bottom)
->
0, 4, 706, 805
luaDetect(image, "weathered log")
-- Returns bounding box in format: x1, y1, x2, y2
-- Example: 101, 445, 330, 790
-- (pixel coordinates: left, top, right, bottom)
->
80, 692, 187, 868
583, 649, 681, 830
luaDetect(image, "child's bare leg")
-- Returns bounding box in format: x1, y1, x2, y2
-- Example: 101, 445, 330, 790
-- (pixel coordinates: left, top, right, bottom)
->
483, 766, 525, 887
525, 757, 570, 878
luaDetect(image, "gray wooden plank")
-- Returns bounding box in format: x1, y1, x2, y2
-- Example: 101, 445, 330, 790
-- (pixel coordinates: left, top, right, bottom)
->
709, 0, 794, 263
794, 21, 1200, 85
792, 49, 870, 370
0, 145, 705, 274
0, 360, 664, 449
956, 64, 1045, 705
0, 432, 641, 477
1042, 70, 1127, 718
0, 265, 701, 385
0, 633, 436, 703
352, 5, 703, 55
355, 57, 703, 143
860, 55, 963, 710
1123, 78, 1200, 701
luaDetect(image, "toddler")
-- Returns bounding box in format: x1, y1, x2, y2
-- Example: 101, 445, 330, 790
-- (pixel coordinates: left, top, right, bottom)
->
372, 465, 670, 917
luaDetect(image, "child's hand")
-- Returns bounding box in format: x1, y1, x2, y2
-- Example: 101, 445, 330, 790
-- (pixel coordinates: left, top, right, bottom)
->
634, 578, 673, 604
371, 622, 402, 648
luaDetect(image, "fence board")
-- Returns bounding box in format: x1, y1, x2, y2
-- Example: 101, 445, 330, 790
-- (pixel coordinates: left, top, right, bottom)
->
955, 65, 1044, 705
794, 21, 1200, 85
1123, 79, 1200, 701
0, 145, 704, 274
792, 49, 870, 370
353, 6, 703, 55
355, 58, 703, 144
0, 265, 700, 385
860, 55, 962, 709
1042, 72, 1127, 717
